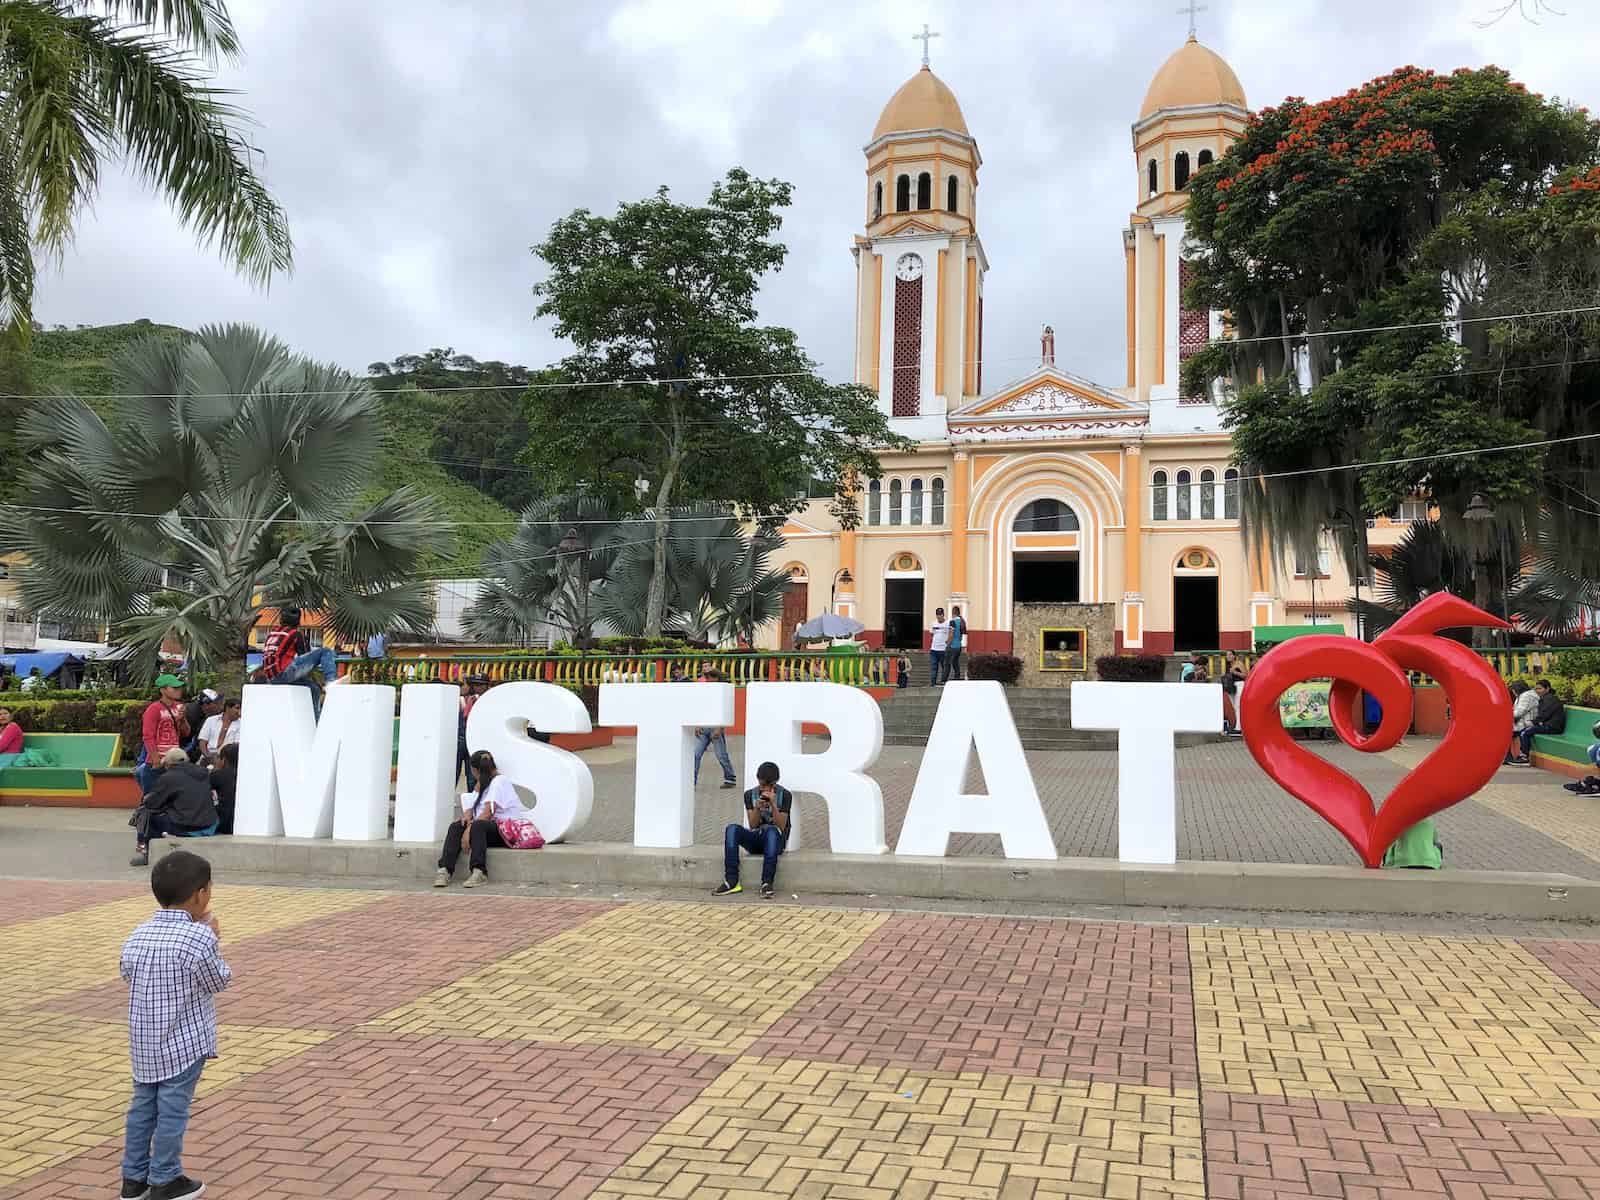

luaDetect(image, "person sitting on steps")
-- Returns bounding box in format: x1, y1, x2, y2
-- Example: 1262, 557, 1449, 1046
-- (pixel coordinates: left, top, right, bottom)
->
434, 749, 544, 889
714, 761, 792, 900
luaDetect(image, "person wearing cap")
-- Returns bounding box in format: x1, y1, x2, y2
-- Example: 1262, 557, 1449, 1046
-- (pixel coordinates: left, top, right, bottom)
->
457, 673, 490, 790
139, 676, 190, 795
259, 606, 338, 717
183, 688, 222, 760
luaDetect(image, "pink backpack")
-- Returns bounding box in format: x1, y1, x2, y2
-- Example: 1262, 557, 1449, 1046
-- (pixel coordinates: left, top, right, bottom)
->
495, 816, 545, 849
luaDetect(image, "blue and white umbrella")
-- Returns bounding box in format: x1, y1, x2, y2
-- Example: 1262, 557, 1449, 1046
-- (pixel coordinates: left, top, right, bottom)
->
795, 612, 865, 640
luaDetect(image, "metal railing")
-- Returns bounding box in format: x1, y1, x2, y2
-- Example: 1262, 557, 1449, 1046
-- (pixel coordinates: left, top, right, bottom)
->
343, 651, 899, 689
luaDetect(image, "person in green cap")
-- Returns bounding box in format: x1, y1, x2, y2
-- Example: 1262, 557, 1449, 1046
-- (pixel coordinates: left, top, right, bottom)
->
138, 675, 189, 798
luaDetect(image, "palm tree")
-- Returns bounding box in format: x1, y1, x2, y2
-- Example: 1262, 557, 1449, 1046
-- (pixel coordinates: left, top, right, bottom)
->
0, 1, 292, 337
464, 494, 625, 645
0, 324, 449, 691
600, 508, 790, 644
1350, 520, 1483, 638
1511, 520, 1600, 638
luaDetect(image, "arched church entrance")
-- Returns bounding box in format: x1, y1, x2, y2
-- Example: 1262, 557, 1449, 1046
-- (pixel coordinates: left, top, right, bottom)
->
1012, 499, 1080, 604
882, 552, 925, 649
1173, 548, 1220, 650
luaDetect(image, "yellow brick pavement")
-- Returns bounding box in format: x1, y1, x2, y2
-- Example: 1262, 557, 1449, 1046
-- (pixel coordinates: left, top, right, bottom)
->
0, 1014, 332, 1186
593, 1057, 1204, 1200
366, 900, 886, 1055
1191, 925, 1600, 1115
0, 885, 384, 1017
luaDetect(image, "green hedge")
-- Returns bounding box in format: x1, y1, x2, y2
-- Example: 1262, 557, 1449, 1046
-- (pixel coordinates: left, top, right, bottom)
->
966, 653, 1023, 685
0, 698, 145, 757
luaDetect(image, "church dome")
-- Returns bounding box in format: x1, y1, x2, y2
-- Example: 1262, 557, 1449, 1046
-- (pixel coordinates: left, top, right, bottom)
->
1139, 35, 1247, 119
873, 66, 970, 139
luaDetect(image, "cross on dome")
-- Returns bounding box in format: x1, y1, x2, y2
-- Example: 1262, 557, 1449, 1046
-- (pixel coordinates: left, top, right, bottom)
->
912, 22, 940, 67
1176, 0, 1208, 40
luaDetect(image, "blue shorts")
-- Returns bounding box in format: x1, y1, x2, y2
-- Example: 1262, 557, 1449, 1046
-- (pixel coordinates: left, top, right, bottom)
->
1588, 744, 1600, 768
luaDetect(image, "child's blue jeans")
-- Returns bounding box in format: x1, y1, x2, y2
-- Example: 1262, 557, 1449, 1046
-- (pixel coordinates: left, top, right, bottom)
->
122, 1056, 205, 1186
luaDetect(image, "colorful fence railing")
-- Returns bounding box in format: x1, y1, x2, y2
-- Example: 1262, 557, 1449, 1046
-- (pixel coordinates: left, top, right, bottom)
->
343, 651, 898, 689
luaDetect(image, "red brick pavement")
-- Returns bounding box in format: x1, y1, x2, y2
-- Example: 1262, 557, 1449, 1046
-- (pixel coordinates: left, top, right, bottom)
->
0, 1032, 731, 1200
1204, 1092, 1600, 1199
0, 881, 143, 926
51, 895, 618, 1027
1525, 940, 1600, 1011
749, 913, 1196, 1086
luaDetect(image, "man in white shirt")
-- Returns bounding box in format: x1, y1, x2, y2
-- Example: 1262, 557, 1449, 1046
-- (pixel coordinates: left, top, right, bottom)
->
928, 608, 950, 688
196, 698, 240, 761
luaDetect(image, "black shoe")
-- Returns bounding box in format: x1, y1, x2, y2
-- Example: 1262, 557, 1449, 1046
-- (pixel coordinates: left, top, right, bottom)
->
121, 1180, 150, 1199
1565, 781, 1585, 792
721, 779, 736, 789
760, 883, 775, 899
151, 1178, 204, 1200
712, 881, 742, 896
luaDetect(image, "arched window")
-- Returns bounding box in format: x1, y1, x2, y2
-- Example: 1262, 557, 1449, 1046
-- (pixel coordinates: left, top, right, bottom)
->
1147, 159, 1158, 196
896, 175, 910, 212
1152, 470, 1169, 521
1223, 468, 1239, 519
946, 175, 958, 212
909, 478, 923, 525
1174, 151, 1191, 190
1198, 149, 1214, 168
867, 479, 881, 525
931, 477, 945, 524
888, 478, 903, 525
1176, 469, 1192, 520
916, 172, 931, 210
1015, 498, 1079, 532
873, 181, 883, 219
1199, 467, 1216, 519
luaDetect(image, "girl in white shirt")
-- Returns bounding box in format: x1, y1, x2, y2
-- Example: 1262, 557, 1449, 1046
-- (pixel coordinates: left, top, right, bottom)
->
434, 750, 542, 888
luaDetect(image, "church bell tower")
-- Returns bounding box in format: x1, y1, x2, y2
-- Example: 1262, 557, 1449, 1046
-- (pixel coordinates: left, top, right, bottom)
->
853, 28, 987, 443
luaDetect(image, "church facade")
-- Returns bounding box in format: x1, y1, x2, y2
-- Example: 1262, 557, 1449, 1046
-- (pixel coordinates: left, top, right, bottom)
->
764, 34, 1395, 657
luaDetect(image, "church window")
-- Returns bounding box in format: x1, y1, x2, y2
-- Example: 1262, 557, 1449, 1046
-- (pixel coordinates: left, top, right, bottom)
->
1147, 158, 1158, 196
1174, 151, 1191, 190
892, 255, 923, 416
896, 175, 910, 212
1015, 498, 1079, 533
874, 181, 883, 218
1223, 468, 1239, 519
889, 478, 903, 525
916, 172, 931, 210
867, 479, 881, 525
1176, 469, 1192, 520
1200, 468, 1216, 519
909, 478, 924, 525
1152, 470, 1169, 521
946, 175, 958, 212
1198, 149, 1214, 168
931, 478, 945, 524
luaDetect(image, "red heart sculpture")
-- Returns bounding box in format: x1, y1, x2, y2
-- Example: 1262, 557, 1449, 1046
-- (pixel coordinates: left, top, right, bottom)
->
1239, 592, 1512, 867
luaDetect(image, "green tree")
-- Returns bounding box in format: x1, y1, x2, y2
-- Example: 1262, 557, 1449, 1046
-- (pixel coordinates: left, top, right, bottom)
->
0, 325, 449, 691
527, 167, 907, 636
1183, 65, 1600, 638
0, 1, 292, 338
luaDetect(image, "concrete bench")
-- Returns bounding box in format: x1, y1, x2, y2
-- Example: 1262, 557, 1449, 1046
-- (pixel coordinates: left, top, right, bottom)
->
0, 732, 138, 807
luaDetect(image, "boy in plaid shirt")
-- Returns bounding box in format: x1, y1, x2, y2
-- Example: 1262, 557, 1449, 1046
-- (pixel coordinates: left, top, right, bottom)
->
118, 850, 230, 1199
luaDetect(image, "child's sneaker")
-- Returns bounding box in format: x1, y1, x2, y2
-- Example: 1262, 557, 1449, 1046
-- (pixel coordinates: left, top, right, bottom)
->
462, 868, 487, 888
150, 1177, 204, 1199
121, 1180, 150, 1199
712, 881, 742, 896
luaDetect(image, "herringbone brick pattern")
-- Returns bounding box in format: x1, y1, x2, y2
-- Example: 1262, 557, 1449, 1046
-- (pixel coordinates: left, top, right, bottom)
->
0, 881, 142, 927
8, 880, 1600, 1198
594, 1057, 1205, 1199
365, 901, 886, 1055
753, 916, 1195, 1087
1192, 927, 1600, 1115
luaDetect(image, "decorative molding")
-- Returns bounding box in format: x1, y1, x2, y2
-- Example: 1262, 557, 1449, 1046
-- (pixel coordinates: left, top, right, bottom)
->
954, 417, 1149, 437
986, 383, 1115, 415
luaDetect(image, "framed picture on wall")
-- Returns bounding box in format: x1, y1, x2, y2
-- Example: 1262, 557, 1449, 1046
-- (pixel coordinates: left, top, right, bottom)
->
1039, 628, 1086, 672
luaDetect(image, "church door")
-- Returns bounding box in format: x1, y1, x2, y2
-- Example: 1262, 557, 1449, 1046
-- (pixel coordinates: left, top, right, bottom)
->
883, 579, 925, 649
780, 580, 808, 649
1173, 577, 1219, 650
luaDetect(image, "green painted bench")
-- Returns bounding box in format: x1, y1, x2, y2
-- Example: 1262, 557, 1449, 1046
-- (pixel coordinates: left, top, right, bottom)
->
1532, 704, 1600, 769
0, 732, 132, 805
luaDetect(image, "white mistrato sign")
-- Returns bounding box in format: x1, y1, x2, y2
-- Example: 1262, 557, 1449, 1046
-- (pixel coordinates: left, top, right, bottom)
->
234, 679, 1220, 864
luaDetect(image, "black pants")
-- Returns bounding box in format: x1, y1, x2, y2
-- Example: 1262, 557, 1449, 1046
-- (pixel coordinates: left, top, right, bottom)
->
438, 818, 505, 874
1520, 720, 1561, 756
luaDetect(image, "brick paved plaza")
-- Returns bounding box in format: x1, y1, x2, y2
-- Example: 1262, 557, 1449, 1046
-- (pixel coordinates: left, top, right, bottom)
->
6, 876, 1600, 1199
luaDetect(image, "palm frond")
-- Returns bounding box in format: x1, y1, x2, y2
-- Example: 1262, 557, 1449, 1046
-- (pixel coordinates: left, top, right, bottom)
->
95, 0, 241, 62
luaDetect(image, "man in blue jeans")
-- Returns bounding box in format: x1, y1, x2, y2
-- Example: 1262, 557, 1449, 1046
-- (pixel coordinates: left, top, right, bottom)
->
691, 667, 737, 788
714, 760, 792, 899
940, 604, 967, 683
259, 607, 337, 717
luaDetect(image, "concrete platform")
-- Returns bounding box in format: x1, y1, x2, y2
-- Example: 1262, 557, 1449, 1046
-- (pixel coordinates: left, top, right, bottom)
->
162, 836, 1600, 922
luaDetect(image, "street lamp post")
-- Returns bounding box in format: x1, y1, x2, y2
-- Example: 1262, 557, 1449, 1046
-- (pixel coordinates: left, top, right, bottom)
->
831, 568, 853, 615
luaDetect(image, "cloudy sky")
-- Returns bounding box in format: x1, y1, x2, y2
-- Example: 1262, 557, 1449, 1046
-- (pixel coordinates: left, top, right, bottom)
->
35, 0, 1597, 392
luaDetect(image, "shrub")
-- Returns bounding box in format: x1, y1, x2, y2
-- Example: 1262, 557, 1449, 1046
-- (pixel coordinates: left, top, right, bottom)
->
0, 698, 146, 757
1558, 649, 1600, 678
966, 653, 1023, 685
1094, 654, 1166, 682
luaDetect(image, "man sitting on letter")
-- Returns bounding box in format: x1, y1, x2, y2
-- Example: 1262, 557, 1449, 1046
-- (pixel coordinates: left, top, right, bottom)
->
714, 761, 791, 900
